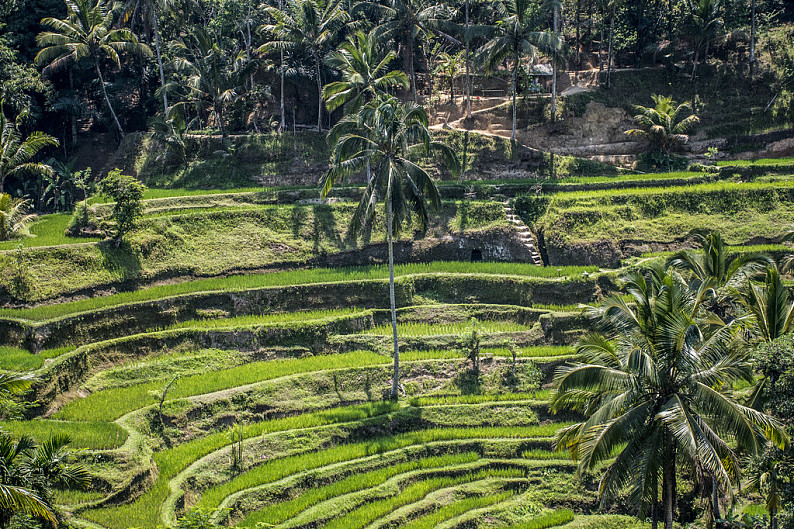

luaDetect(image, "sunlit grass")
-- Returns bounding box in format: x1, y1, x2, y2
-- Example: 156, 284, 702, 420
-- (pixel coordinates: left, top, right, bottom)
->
321, 469, 521, 529
56, 351, 387, 422
0, 214, 100, 251
2, 419, 127, 449
363, 321, 534, 336
0, 262, 598, 322
236, 452, 481, 527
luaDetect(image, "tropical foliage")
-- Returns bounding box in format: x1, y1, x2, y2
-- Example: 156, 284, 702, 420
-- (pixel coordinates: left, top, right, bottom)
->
321, 95, 459, 396
552, 262, 789, 529
625, 94, 700, 154
0, 106, 57, 195
35, 0, 152, 138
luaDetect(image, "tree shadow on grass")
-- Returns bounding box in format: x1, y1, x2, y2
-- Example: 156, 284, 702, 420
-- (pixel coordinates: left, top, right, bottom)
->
312, 204, 342, 253
98, 240, 142, 281
290, 206, 308, 239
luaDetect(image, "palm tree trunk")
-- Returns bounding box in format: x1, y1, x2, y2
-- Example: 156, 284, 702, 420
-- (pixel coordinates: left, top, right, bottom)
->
279, 0, 286, 132
217, 101, 227, 138
606, 12, 614, 88
408, 34, 417, 101
511, 51, 518, 142
711, 476, 720, 523
69, 69, 78, 147
387, 187, 400, 399
314, 52, 323, 132
465, 0, 471, 118
651, 475, 658, 529
691, 49, 698, 80
663, 453, 676, 529
750, 0, 756, 76
551, 4, 559, 122
153, 14, 168, 112
95, 60, 125, 138
598, 11, 604, 71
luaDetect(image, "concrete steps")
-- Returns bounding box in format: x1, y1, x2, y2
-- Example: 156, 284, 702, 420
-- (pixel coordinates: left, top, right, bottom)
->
503, 201, 544, 266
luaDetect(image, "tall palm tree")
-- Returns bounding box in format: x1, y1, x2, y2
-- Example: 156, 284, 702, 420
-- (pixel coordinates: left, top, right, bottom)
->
170, 28, 240, 138
624, 94, 700, 155
118, 0, 175, 112
320, 96, 459, 398
366, 0, 452, 101
688, 0, 723, 80
260, 0, 349, 132
552, 267, 788, 529
599, 0, 620, 88
35, 0, 152, 138
323, 30, 409, 114
477, 0, 563, 141
0, 107, 58, 194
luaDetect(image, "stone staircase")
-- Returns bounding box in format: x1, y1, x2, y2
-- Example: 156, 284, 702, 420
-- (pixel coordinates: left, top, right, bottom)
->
503, 201, 544, 266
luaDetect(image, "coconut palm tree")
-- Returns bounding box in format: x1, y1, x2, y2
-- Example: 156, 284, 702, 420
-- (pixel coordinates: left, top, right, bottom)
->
260, 0, 349, 132
35, 0, 152, 138
688, 0, 723, 80
320, 96, 459, 398
0, 432, 90, 529
323, 30, 409, 114
151, 104, 188, 168
737, 268, 794, 345
118, 0, 176, 112
0, 435, 55, 529
477, 0, 563, 141
551, 267, 788, 529
667, 231, 775, 311
625, 94, 700, 155
434, 51, 463, 103
170, 28, 240, 138
0, 107, 58, 195
365, 0, 453, 101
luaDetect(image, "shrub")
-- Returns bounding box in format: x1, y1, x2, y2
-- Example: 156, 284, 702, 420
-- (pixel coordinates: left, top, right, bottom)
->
512, 195, 552, 227
97, 169, 146, 244
0, 194, 34, 241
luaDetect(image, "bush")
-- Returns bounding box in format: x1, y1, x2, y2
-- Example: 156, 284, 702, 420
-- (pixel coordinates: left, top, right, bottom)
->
97, 169, 146, 244
512, 195, 552, 227
636, 151, 689, 172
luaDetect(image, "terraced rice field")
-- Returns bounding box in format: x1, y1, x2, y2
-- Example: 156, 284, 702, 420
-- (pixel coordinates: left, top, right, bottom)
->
0, 257, 622, 529
14, 158, 793, 528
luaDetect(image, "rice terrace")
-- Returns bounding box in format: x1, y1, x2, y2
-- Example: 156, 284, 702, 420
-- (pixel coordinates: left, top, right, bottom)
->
2, 0, 794, 528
